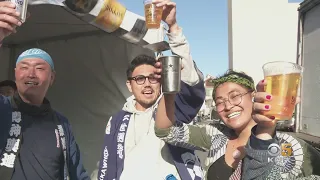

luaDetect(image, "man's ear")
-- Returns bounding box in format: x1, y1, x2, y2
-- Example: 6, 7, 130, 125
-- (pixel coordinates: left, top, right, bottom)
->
126, 80, 132, 93
251, 91, 256, 102
50, 71, 56, 86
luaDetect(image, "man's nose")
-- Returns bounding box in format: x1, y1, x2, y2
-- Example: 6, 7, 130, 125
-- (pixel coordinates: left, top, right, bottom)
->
27, 69, 36, 78
144, 77, 151, 85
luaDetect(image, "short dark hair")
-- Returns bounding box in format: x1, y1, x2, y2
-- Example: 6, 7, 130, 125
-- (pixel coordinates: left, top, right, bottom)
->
126, 55, 156, 79
0, 80, 17, 90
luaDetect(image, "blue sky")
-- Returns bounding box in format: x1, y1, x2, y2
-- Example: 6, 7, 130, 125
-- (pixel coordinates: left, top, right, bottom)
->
288, 0, 303, 2
119, 0, 228, 77
118, 0, 303, 77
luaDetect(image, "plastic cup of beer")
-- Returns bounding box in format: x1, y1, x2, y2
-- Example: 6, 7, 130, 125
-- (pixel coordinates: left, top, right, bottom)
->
143, 0, 163, 29
262, 61, 303, 121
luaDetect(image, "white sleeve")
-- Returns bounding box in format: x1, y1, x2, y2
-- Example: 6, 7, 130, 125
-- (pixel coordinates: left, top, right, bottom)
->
167, 28, 203, 86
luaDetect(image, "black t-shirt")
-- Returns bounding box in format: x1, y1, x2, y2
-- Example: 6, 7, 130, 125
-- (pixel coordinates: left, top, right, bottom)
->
207, 155, 234, 180
11, 95, 64, 180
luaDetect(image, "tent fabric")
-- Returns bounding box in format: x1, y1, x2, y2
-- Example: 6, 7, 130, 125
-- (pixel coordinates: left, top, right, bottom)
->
0, 48, 10, 79
3, 5, 97, 45
2, 4, 165, 46
0, 2, 164, 174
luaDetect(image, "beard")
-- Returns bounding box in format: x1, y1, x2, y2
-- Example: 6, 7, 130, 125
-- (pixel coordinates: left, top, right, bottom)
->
133, 86, 160, 110
137, 97, 158, 109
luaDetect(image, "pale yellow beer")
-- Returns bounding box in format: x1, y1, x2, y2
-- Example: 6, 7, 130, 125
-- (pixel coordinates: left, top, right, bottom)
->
144, 0, 163, 29
262, 62, 303, 121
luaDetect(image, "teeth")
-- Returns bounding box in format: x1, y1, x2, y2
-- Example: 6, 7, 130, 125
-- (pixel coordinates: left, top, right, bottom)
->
25, 82, 38, 85
228, 111, 241, 119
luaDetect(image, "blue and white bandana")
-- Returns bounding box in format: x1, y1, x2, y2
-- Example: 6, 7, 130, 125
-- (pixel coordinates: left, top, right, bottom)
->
16, 48, 54, 70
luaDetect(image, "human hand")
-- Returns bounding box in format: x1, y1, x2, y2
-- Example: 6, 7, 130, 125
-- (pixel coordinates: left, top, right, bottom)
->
152, 0, 178, 32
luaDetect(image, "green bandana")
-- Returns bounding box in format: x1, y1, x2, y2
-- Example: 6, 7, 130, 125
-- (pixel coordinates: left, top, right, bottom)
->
210, 74, 255, 97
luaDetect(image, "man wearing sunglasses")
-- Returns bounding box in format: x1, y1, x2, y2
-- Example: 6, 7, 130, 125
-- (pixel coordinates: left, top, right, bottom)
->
97, 1, 205, 180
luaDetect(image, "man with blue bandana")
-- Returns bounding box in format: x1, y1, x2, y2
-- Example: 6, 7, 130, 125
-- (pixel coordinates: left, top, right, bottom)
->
0, 48, 89, 180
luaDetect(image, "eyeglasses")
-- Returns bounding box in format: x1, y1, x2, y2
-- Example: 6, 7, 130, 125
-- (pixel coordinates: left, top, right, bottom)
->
214, 91, 252, 112
128, 75, 159, 85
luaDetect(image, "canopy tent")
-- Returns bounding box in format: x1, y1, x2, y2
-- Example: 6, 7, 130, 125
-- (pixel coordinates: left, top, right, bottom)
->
0, 1, 168, 174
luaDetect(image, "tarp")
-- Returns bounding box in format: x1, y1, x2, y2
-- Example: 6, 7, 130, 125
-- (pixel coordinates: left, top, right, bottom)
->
0, 0, 166, 174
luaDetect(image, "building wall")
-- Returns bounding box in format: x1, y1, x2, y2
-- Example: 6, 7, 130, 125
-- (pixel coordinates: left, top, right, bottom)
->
298, 2, 320, 137
204, 75, 215, 106
228, 0, 300, 84
199, 75, 215, 117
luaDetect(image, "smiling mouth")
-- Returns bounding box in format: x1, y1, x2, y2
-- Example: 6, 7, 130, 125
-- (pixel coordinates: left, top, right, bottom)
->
227, 111, 241, 119
25, 81, 39, 86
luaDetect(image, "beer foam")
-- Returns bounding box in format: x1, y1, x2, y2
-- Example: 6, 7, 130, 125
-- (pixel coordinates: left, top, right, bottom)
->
263, 62, 303, 76
144, 0, 152, 4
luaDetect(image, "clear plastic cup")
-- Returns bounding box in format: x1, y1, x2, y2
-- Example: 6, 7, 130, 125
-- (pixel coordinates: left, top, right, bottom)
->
262, 61, 303, 120
143, 0, 163, 29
